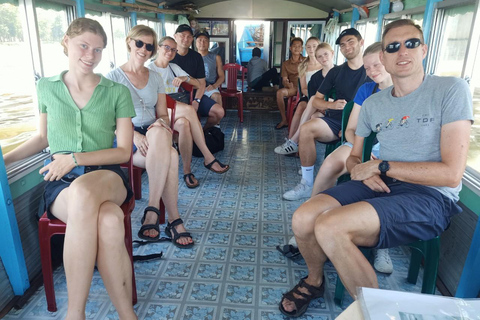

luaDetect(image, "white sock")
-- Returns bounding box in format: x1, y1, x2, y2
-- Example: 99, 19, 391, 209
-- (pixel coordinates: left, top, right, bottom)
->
301, 166, 314, 186
289, 139, 298, 147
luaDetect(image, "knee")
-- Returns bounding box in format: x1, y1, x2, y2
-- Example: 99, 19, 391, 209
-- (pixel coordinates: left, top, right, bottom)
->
175, 117, 190, 132
299, 122, 313, 140
276, 89, 286, 99
291, 206, 316, 239
211, 104, 224, 119
98, 202, 124, 241
146, 126, 170, 144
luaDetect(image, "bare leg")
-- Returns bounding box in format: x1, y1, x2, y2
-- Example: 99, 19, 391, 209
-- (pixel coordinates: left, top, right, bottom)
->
175, 103, 228, 173
281, 194, 341, 313
96, 201, 137, 320
161, 147, 193, 246
290, 98, 319, 143
288, 101, 306, 139
133, 126, 172, 238
174, 117, 194, 174
315, 201, 380, 297
298, 118, 338, 167
311, 145, 351, 196
204, 103, 224, 130
276, 88, 289, 128
51, 171, 135, 320
210, 92, 222, 107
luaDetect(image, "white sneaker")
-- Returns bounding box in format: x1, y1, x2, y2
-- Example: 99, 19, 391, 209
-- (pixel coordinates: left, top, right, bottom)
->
374, 249, 393, 274
298, 168, 302, 175
274, 138, 298, 155
283, 179, 313, 201
288, 236, 297, 247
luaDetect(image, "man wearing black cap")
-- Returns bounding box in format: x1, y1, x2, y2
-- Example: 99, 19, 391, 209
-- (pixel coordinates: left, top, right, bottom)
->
173, 24, 224, 129
195, 30, 225, 107
283, 28, 368, 201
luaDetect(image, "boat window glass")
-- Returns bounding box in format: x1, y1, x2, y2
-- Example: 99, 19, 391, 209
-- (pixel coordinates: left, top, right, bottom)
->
111, 15, 129, 66
0, 0, 38, 155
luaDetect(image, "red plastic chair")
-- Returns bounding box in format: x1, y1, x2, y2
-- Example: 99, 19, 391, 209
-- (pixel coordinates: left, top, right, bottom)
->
220, 63, 247, 122
130, 96, 177, 225
38, 153, 137, 312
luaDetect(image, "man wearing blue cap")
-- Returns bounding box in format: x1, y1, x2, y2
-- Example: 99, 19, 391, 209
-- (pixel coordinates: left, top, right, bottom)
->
173, 24, 224, 129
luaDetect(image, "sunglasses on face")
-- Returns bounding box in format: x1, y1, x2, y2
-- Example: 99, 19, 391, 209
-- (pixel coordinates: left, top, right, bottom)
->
384, 38, 422, 53
160, 45, 178, 53
133, 39, 154, 52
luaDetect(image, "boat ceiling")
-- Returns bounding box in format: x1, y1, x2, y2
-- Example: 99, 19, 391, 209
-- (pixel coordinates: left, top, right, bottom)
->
160, 0, 379, 15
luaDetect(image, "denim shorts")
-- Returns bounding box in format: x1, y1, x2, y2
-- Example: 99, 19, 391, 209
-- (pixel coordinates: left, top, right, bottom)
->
44, 165, 133, 220
321, 179, 461, 249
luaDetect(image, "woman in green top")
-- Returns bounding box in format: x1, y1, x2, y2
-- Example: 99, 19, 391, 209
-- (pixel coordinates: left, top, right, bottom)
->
3, 18, 138, 319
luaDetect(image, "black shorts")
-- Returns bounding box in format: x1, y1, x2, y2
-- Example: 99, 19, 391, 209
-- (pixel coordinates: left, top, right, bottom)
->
319, 116, 342, 137
198, 95, 216, 117
44, 165, 133, 220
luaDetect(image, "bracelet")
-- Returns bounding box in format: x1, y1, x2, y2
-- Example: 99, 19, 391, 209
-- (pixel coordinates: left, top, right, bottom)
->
71, 153, 79, 167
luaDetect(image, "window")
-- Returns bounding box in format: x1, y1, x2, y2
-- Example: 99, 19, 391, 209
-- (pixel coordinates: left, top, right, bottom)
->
111, 15, 128, 67
468, 45, 480, 173
164, 22, 177, 38
0, 0, 37, 155
433, 5, 475, 77
334, 24, 348, 65
35, 0, 69, 77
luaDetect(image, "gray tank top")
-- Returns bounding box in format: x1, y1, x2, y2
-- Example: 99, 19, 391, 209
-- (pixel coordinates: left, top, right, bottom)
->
202, 52, 218, 85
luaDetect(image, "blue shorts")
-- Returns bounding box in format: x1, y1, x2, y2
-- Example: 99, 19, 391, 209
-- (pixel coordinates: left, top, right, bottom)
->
198, 95, 216, 117
44, 165, 133, 220
321, 179, 461, 249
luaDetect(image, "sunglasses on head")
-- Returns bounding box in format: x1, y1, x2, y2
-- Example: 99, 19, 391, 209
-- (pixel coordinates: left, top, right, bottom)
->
384, 38, 422, 53
160, 44, 178, 53
134, 39, 154, 52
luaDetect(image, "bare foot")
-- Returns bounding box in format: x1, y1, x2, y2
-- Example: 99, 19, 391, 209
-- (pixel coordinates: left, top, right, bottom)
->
142, 210, 159, 238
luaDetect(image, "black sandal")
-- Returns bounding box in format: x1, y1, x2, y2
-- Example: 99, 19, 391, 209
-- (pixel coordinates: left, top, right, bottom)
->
165, 218, 194, 249
183, 173, 199, 188
137, 206, 161, 241
279, 276, 325, 318
276, 244, 301, 259
204, 159, 230, 174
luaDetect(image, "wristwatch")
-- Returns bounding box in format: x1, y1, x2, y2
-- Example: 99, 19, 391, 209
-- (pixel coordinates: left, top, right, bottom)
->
194, 98, 201, 103
378, 161, 390, 176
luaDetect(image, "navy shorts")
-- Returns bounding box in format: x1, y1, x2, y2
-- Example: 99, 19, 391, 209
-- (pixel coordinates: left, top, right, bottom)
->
198, 95, 216, 117
297, 95, 308, 104
319, 116, 342, 137
321, 179, 461, 249
44, 165, 133, 220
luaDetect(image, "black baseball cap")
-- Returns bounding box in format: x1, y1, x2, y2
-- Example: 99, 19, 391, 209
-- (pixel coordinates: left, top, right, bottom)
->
175, 24, 193, 35
336, 28, 362, 44
195, 31, 210, 39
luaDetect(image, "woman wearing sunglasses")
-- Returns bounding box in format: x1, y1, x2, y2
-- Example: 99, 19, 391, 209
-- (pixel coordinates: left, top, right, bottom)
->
106, 25, 194, 248
3, 18, 138, 319
148, 36, 229, 189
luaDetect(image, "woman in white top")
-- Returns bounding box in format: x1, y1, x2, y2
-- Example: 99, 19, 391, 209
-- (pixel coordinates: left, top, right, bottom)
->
288, 37, 322, 136
106, 25, 193, 248
148, 36, 229, 189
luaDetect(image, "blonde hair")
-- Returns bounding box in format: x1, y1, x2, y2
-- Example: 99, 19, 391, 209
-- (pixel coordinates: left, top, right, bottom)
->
62, 18, 107, 56
364, 42, 383, 57
298, 37, 321, 77
126, 25, 158, 57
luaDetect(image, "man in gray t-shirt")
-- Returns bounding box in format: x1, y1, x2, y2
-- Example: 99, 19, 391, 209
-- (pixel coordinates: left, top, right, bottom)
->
279, 19, 473, 318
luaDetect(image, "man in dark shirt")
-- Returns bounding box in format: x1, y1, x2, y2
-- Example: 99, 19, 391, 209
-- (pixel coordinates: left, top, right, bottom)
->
172, 24, 224, 129
283, 28, 368, 201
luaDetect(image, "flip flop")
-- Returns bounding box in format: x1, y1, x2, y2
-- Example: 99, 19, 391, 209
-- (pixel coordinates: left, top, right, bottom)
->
183, 173, 199, 188
137, 206, 161, 241
275, 123, 288, 130
204, 159, 230, 174
165, 218, 194, 249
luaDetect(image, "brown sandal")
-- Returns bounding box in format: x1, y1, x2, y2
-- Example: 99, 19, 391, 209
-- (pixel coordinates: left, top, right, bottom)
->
183, 173, 199, 188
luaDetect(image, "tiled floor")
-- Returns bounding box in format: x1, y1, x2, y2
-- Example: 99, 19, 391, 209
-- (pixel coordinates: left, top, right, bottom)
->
4, 110, 429, 320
